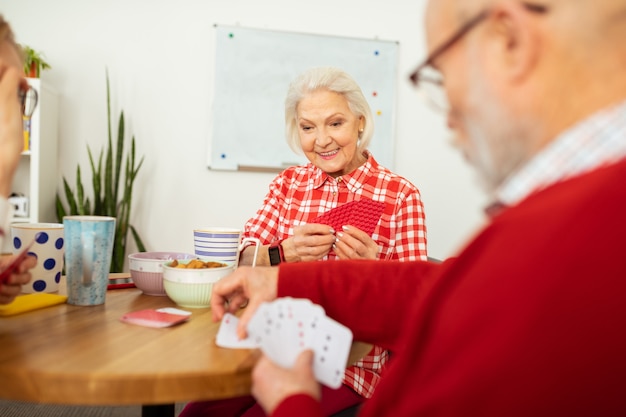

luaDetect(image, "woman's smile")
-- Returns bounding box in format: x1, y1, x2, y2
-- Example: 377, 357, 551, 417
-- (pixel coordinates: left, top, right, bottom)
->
318, 149, 340, 159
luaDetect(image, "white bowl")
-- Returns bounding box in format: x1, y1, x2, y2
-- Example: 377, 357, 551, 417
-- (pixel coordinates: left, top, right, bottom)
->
128, 252, 196, 296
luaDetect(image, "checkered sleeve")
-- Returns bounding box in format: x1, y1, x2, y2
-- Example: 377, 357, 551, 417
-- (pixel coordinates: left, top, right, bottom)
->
392, 186, 428, 261
242, 174, 287, 245
366, 164, 428, 262
343, 345, 390, 399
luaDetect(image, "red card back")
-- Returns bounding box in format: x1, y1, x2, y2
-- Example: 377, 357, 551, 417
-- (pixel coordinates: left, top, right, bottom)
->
311, 199, 385, 236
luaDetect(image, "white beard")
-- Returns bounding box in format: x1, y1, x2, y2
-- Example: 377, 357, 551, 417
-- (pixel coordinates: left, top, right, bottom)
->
452, 53, 532, 196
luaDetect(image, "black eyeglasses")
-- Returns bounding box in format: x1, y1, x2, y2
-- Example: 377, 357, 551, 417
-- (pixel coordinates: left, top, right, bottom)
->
19, 85, 38, 118
409, 3, 549, 111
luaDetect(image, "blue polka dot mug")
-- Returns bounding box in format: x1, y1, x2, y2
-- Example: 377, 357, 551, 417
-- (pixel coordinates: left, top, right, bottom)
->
10, 223, 65, 293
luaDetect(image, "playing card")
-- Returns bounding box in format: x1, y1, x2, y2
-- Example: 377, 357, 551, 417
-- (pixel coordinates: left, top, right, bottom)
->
119, 308, 191, 328
246, 302, 277, 348
216, 313, 260, 349
310, 315, 353, 389
281, 298, 325, 350
240, 298, 353, 389
311, 199, 385, 236
269, 298, 325, 368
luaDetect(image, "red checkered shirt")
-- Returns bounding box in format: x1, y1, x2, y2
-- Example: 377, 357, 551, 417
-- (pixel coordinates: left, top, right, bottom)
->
243, 152, 427, 398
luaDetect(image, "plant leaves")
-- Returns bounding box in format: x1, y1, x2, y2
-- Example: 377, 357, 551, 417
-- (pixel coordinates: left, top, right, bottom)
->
62, 177, 78, 215
130, 225, 147, 253
88, 146, 100, 214
114, 111, 124, 206
55, 195, 66, 221
54, 69, 145, 272
76, 166, 85, 215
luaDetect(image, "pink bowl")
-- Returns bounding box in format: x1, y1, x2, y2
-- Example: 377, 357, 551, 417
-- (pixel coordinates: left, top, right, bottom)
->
128, 252, 196, 296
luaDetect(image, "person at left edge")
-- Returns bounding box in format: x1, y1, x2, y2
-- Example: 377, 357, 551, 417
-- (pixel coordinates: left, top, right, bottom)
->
0, 14, 37, 305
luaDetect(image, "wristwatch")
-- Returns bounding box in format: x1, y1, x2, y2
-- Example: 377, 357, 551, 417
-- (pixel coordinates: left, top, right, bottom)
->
268, 240, 285, 266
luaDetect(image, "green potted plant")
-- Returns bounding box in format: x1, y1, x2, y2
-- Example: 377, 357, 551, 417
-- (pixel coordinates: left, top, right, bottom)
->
20, 44, 51, 78
56, 70, 146, 272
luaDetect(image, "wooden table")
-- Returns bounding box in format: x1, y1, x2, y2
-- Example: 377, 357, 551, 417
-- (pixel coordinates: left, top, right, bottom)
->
0, 275, 372, 417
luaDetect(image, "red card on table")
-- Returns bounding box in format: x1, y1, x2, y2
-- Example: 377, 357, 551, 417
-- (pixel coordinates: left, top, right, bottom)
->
120, 308, 191, 328
310, 199, 385, 236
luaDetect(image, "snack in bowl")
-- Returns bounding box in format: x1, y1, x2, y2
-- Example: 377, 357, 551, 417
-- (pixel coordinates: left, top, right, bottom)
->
169, 259, 227, 269
162, 258, 235, 308
128, 252, 196, 296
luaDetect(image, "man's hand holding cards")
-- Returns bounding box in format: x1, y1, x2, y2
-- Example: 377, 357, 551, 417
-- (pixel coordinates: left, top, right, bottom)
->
216, 297, 353, 389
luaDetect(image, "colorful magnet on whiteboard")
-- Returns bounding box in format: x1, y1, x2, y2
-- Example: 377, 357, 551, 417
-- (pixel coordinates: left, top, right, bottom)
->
221, 153, 227, 159
374, 50, 380, 56
372, 91, 378, 97
377, 110, 382, 116
229, 33, 234, 38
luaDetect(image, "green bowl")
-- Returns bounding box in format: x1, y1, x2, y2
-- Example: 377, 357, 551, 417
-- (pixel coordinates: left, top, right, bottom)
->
162, 259, 235, 308
163, 279, 215, 308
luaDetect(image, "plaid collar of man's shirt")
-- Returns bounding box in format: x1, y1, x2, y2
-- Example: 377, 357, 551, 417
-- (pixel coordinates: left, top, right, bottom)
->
494, 99, 626, 208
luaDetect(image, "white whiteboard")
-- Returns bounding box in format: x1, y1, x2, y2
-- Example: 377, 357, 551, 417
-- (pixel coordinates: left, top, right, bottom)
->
208, 25, 399, 171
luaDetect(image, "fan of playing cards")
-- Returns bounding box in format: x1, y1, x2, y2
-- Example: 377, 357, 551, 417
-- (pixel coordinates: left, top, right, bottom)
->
310, 198, 385, 237
216, 297, 353, 389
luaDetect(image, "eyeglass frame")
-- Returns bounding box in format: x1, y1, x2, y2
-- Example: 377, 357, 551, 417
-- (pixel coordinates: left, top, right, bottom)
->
18, 84, 39, 119
409, 3, 549, 108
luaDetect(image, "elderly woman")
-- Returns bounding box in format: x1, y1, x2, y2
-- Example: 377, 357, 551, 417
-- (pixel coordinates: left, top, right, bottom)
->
180, 67, 427, 416
240, 66, 427, 266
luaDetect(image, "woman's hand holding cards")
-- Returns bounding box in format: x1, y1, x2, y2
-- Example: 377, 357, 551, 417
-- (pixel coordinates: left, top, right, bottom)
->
334, 225, 379, 260
286, 223, 336, 262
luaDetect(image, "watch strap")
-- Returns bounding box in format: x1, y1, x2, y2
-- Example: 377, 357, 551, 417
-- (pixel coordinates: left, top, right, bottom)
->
268, 240, 284, 266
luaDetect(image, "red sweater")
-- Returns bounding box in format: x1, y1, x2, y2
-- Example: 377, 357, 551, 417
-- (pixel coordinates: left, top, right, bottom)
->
272, 159, 626, 417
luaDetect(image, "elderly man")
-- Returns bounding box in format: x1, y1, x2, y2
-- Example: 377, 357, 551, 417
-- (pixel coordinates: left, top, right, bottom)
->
211, 0, 626, 416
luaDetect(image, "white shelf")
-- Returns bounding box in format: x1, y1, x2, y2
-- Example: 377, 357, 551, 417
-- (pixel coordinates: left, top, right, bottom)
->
2, 78, 59, 253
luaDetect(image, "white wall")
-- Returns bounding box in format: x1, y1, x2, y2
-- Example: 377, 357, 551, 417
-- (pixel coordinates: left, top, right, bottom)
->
1, 0, 488, 262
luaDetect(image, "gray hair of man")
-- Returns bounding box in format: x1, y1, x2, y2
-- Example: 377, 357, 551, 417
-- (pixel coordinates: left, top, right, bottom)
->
284, 67, 374, 155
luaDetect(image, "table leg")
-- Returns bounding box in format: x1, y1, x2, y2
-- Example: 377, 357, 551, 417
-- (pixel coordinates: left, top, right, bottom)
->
142, 404, 176, 417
